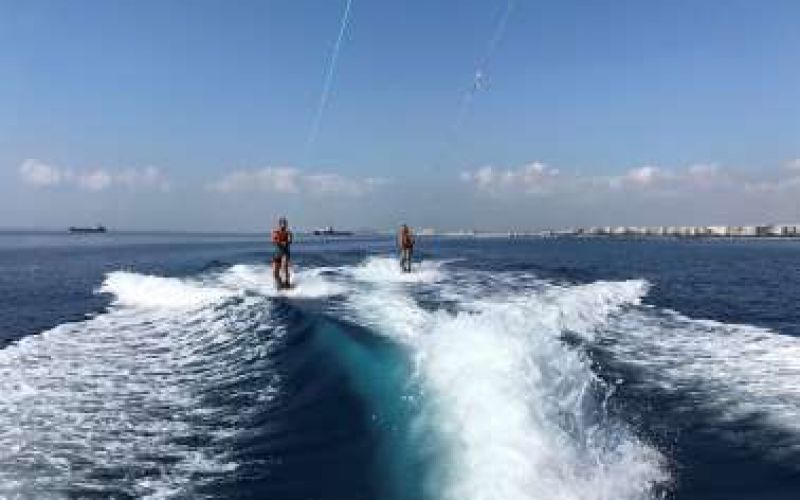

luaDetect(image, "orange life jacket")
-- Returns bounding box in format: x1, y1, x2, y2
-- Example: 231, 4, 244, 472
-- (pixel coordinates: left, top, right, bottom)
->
272, 229, 290, 245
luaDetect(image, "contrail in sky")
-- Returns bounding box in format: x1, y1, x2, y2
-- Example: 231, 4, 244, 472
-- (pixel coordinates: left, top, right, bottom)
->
307, 0, 354, 150
454, 0, 515, 132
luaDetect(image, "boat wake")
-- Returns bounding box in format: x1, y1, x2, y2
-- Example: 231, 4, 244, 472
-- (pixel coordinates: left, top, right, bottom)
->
0, 283, 271, 498
2, 256, 800, 499
344, 258, 668, 500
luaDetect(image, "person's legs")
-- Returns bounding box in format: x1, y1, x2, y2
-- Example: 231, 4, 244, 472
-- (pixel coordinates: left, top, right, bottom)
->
281, 255, 291, 287
272, 257, 283, 288
401, 248, 412, 272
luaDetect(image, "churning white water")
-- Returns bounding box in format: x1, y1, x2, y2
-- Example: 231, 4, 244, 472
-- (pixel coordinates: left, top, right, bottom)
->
0, 265, 345, 499
7, 255, 798, 500
343, 257, 669, 500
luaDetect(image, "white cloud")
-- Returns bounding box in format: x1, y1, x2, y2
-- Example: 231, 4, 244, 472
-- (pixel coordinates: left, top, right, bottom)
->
18, 159, 170, 192
76, 170, 113, 191
687, 163, 719, 178
625, 165, 663, 186
461, 160, 800, 198
607, 165, 670, 190
209, 167, 385, 197
209, 167, 300, 194
19, 159, 63, 187
786, 158, 800, 172
460, 162, 560, 194
605, 163, 733, 192
744, 175, 800, 193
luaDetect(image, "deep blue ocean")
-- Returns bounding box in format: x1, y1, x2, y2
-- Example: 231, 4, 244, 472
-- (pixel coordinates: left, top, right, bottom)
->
2, 231, 799, 500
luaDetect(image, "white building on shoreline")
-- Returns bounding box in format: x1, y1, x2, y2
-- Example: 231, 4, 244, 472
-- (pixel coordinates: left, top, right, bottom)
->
579, 224, 800, 238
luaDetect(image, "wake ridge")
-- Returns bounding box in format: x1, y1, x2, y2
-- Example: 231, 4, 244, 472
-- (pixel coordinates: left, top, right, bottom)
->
0, 268, 289, 499
342, 257, 669, 500
594, 308, 800, 457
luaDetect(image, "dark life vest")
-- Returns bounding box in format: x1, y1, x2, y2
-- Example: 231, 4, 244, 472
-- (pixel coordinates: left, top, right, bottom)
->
401, 231, 414, 249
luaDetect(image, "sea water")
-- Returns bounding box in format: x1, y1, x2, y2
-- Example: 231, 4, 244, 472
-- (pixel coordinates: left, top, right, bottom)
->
1, 231, 799, 499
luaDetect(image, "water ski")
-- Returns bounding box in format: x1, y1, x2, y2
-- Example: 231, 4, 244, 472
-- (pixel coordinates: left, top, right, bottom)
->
275, 280, 294, 291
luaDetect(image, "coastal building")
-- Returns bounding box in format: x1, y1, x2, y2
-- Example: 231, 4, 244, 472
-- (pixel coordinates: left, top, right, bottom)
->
739, 226, 758, 236
780, 225, 800, 236
757, 225, 782, 237
560, 223, 800, 238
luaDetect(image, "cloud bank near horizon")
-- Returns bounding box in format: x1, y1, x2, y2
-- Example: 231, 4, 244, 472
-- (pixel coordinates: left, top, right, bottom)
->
460, 159, 800, 198
12, 156, 800, 230
19, 159, 171, 192
207, 167, 387, 197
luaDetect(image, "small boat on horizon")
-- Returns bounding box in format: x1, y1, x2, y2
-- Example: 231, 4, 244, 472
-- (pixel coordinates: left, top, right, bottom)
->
312, 226, 353, 236
68, 225, 107, 234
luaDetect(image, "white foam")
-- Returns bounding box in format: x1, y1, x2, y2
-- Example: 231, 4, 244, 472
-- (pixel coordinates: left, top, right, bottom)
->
0, 281, 280, 498
348, 255, 445, 284
345, 264, 668, 500
598, 308, 800, 446
100, 264, 348, 310
99, 271, 236, 309
219, 263, 347, 298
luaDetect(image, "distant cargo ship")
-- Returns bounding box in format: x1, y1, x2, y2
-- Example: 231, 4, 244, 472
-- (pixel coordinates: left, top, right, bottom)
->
68, 225, 107, 234
313, 226, 353, 236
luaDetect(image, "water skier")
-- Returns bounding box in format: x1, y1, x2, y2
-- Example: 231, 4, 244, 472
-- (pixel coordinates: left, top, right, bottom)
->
398, 224, 415, 273
272, 216, 293, 289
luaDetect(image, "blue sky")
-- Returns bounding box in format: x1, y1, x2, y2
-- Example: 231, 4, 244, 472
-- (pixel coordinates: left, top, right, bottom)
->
3, 0, 800, 231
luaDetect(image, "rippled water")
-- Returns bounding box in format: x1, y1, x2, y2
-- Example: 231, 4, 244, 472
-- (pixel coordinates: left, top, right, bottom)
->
1, 232, 799, 499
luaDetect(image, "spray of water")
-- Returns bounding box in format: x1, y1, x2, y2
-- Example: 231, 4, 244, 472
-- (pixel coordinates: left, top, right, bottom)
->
306, 0, 355, 150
